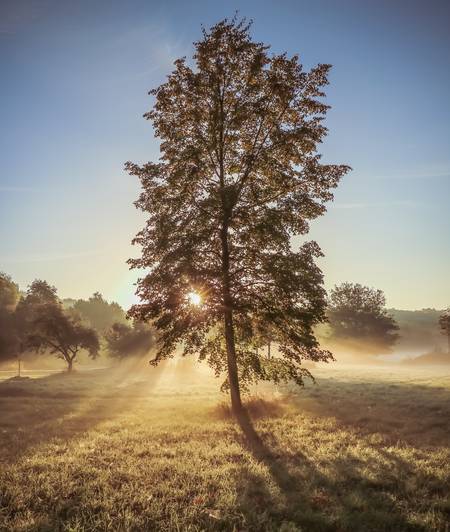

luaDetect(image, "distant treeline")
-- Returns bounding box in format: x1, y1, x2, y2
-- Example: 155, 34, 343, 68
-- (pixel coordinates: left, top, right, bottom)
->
68, 289, 448, 357
0, 273, 156, 372
317, 284, 448, 358
388, 309, 446, 353
1, 273, 448, 372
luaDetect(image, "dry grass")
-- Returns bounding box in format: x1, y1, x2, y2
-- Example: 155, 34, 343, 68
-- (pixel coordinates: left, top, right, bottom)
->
0, 362, 449, 531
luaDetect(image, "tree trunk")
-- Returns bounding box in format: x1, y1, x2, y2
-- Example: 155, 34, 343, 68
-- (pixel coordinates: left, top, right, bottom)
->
220, 221, 244, 418
267, 341, 271, 359
67, 358, 73, 372
217, 83, 243, 419
224, 306, 243, 416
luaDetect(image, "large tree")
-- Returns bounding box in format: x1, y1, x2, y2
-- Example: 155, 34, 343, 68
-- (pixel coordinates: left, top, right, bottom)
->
327, 282, 399, 352
439, 309, 450, 354
127, 18, 349, 416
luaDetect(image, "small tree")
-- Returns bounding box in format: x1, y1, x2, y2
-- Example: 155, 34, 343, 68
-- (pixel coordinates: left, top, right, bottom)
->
105, 321, 156, 360
29, 303, 99, 372
439, 309, 450, 353
127, 18, 349, 416
328, 282, 399, 352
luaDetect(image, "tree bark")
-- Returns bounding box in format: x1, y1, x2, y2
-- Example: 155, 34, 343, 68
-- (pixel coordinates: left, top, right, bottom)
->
224, 306, 243, 416
67, 358, 73, 372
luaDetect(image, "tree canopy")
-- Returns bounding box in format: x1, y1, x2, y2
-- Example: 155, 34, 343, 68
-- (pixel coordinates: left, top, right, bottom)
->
73, 292, 126, 332
126, 17, 350, 415
29, 304, 99, 371
105, 321, 156, 360
0, 272, 20, 311
0, 277, 58, 364
327, 282, 399, 352
0, 273, 20, 363
12, 280, 58, 354
2, 279, 100, 372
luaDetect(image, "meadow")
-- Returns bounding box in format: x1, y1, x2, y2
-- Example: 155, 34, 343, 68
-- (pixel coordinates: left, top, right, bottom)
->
0, 361, 449, 531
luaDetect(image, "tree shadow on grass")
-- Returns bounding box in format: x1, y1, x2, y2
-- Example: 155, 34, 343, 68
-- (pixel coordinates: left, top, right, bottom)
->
285, 376, 450, 448
232, 407, 433, 532
236, 409, 299, 495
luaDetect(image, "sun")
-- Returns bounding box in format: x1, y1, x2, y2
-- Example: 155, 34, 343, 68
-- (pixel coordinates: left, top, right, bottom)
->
187, 291, 202, 306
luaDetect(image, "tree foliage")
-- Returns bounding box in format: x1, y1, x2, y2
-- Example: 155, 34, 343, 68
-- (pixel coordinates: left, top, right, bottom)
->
105, 321, 156, 360
126, 17, 349, 413
7, 279, 99, 371
327, 283, 399, 352
0, 273, 20, 362
13, 280, 59, 353
73, 292, 126, 332
29, 304, 99, 371
0, 272, 20, 311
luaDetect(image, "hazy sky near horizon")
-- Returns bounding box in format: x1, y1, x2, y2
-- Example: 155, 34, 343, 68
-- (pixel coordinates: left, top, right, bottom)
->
1, 0, 449, 310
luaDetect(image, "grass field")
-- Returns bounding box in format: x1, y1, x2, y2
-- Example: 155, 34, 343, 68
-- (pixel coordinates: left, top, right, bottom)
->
0, 361, 449, 531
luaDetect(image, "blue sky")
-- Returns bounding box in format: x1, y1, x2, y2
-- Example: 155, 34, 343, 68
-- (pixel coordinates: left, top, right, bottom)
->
1, 0, 449, 310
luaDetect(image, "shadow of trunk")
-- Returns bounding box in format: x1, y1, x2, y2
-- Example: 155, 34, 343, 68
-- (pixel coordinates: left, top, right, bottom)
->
235, 408, 298, 500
